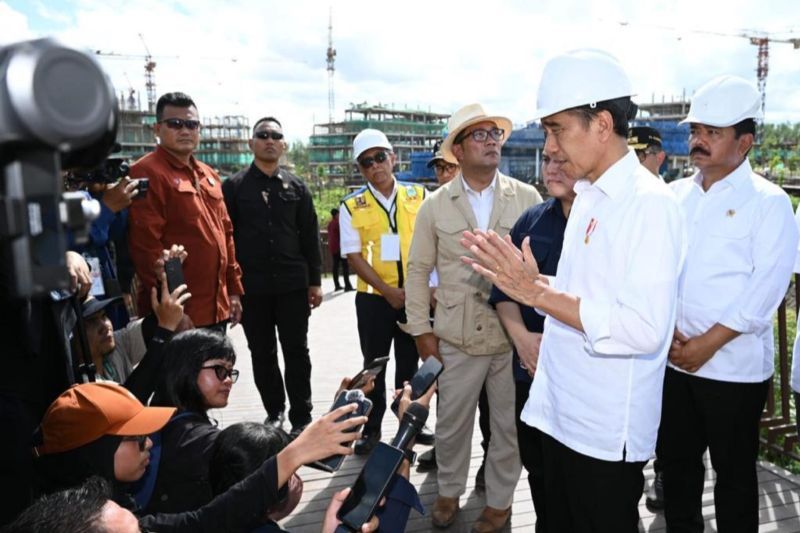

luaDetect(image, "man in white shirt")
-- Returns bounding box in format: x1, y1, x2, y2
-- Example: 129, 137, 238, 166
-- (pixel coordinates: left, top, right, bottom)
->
792, 205, 800, 440
660, 75, 799, 533
462, 49, 685, 532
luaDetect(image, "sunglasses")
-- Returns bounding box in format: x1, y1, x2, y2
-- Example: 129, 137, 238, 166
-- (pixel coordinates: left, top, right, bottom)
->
635, 148, 661, 162
254, 130, 285, 141
455, 127, 505, 144
201, 364, 240, 383
159, 118, 201, 131
357, 150, 390, 169
122, 435, 148, 452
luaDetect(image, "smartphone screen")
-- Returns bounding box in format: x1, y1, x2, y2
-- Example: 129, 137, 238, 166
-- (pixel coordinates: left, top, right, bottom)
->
338, 443, 404, 529
390, 356, 443, 416
164, 257, 185, 293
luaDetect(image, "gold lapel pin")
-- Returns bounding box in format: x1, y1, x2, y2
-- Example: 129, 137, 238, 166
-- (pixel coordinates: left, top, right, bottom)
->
726, 209, 736, 217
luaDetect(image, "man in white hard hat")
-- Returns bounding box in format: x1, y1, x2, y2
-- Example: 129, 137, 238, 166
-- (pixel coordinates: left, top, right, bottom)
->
406, 103, 541, 531
658, 75, 799, 532
461, 49, 685, 532
339, 129, 428, 455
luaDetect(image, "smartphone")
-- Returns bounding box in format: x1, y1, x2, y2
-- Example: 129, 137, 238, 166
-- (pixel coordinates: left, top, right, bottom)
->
337, 442, 405, 530
308, 389, 373, 473
164, 257, 185, 293
390, 356, 443, 416
136, 177, 149, 198
349, 357, 390, 390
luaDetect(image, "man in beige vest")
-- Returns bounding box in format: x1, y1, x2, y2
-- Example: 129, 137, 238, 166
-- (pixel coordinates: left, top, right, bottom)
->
406, 104, 542, 532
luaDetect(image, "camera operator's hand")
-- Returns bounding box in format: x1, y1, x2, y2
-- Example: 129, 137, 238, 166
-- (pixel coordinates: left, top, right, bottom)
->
66, 251, 92, 299
150, 274, 191, 332
322, 488, 380, 533
153, 244, 188, 281
101, 177, 138, 213
276, 403, 366, 486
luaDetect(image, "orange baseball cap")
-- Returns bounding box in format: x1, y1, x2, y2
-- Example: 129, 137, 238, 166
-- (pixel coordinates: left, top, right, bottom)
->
35, 382, 176, 456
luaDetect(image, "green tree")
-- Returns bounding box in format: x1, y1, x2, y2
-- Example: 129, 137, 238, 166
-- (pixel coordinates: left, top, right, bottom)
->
287, 140, 309, 177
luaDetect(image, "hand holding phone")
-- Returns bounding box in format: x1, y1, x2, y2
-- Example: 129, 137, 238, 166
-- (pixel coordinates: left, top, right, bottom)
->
337, 442, 405, 530
164, 257, 185, 293
309, 390, 373, 473
349, 356, 390, 391
390, 356, 443, 416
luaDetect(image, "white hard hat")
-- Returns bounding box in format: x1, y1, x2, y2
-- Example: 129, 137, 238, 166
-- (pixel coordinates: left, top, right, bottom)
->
532, 49, 633, 120
680, 75, 762, 128
352, 129, 393, 161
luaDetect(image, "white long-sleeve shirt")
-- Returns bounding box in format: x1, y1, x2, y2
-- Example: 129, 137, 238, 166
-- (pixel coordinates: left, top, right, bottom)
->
522, 150, 686, 462
670, 159, 798, 383
792, 206, 800, 393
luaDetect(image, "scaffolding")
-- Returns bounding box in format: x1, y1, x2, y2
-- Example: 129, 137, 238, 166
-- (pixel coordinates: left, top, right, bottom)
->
114, 103, 251, 176
634, 96, 691, 178
309, 103, 449, 183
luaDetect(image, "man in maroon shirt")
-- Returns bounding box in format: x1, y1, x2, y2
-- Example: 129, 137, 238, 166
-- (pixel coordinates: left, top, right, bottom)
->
327, 208, 353, 292
128, 92, 243, 332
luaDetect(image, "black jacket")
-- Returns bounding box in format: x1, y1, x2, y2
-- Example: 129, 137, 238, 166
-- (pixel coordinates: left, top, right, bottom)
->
223, 164, 322, 295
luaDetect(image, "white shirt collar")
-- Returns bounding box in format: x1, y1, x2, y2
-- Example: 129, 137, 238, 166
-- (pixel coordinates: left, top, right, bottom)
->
366, 179, 397, 205
692, 158, 752, 193
574, 151, 638, 199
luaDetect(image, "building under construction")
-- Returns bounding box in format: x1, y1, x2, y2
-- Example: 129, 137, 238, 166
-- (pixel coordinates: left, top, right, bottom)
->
309, 103, 449, 183
114, 92, 251, 176
633, 96, 691, 179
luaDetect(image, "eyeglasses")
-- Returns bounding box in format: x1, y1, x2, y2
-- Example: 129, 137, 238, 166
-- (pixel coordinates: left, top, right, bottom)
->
434, 162, 458, 173
455, 127, 504, 144
122, 435, 148, 452
357, 150, 390, 169
635, 148, 661, 162
158, 118, 201, 131
201, 364, 240, 383
254, 131, 285, 141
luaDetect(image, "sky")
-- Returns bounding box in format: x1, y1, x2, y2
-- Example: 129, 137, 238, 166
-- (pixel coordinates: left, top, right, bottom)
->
2, 0, 799, 142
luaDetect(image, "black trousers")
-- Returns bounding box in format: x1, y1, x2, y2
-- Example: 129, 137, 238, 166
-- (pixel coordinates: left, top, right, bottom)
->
331, 253, 352, 289
541, 433, 645, 533
657, 367, 769, 533
241, 290, 313, 427
515, 381, 546, 532
355, 292, 419, 434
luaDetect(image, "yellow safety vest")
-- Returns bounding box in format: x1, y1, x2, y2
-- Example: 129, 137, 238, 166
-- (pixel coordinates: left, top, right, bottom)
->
343, 182, 425, 295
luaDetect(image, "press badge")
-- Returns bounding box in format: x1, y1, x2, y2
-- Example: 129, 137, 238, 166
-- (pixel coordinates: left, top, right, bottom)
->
85, 256, 105, 296
381, 233, 401, 261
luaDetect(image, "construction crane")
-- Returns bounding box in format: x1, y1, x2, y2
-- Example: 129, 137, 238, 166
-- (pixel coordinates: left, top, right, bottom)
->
618, 21, 800, 125
326, 7, 336, 124
138, 33, 157, 113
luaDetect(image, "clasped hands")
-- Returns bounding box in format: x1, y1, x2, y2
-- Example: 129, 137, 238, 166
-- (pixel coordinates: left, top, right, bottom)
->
460, 229, 548, 307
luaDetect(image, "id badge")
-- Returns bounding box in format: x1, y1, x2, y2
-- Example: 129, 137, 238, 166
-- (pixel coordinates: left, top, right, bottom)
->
85, 256, 105, 296
380, 233, 400, 262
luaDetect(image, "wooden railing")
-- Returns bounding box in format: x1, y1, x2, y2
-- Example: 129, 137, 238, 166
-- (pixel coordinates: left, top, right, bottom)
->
760, 275, 799, 462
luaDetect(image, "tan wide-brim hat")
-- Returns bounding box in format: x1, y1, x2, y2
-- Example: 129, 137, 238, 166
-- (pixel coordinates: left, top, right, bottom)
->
441, 103, 513, 161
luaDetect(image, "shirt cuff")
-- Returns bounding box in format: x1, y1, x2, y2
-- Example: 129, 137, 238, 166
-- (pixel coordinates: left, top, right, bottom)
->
340, 244, 361, 256
717, 311, 768, 337
579, 297, 613, 352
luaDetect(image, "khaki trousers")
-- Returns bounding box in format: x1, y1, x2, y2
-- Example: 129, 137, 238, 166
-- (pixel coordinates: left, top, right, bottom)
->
436, 340, 522, 508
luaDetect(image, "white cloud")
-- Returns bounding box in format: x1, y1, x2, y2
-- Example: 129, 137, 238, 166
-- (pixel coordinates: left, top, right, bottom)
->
2, 0, 799, 141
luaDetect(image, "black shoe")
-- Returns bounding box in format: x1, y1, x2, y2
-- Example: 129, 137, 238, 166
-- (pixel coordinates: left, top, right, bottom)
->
416, 424, 435, 446
265, 411, 285, 429
474, 462, 486, 493
645, 471, 665, 511
354, 432, 381, 455
417, 447, 437, 472
344, 285, 355, 292
289, 422, 310, 441
334, 285, 342, 291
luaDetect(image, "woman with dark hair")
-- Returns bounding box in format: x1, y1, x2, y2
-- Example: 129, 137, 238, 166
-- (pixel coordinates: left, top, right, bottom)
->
145, 328, 239, 514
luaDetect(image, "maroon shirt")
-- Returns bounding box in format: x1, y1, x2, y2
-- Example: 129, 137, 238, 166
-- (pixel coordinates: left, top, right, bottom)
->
128, 146, 244, 326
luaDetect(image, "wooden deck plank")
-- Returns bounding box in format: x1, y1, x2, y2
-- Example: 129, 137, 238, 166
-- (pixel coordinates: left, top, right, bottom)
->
217, 277, 800, 532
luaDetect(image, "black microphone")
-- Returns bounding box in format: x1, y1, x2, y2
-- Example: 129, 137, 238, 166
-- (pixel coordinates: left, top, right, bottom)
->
390, 402, 429, 451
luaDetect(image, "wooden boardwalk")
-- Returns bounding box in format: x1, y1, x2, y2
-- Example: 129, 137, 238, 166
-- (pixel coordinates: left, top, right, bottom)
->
214, 277, 800, 532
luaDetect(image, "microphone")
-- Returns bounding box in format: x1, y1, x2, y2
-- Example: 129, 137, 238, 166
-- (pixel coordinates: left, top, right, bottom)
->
390, 402, 429, 451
